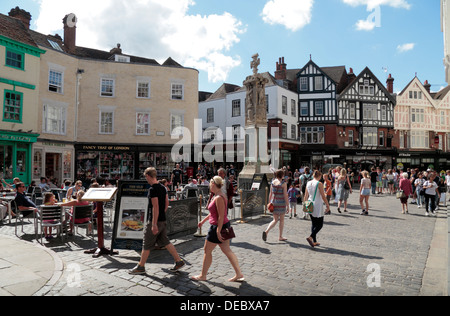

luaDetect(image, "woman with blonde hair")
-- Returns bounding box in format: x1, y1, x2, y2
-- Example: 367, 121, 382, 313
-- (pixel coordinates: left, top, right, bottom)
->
263, 169, 289, 242
359, 171, 371, 215
191, 176, 244, 282
336, 168, 352, 213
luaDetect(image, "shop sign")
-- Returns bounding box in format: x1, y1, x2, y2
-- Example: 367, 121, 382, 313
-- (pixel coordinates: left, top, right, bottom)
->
0, 133, 38, 143
80, 145, 131, 151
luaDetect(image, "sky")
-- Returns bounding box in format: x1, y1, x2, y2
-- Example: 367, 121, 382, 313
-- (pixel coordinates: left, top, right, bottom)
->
0, 0, 446, 94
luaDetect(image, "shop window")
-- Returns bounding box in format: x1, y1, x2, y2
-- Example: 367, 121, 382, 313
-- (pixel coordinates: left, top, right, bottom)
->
0, 145, 13, 180
33, 149, 43, 179
3, 90, 22, 123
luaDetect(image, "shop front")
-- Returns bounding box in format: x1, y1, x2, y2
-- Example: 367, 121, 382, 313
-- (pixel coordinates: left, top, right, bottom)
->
0, 130, 39, 185
75, 144, 181, 186
32, 141, 74, 185
397, 151, 450, 171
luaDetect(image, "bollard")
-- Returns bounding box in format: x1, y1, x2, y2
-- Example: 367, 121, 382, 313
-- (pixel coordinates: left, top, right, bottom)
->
237, 189, 247, 224
194, 194, 206, 237
262, 186, 271, 217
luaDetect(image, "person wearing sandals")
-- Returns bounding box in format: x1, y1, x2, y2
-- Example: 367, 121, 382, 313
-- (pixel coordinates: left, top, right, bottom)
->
263, 169, 289, 242
359, 171, 371, 215
336, 169, 352, 213
191, 176, 244, 283
304, 170, 330, 248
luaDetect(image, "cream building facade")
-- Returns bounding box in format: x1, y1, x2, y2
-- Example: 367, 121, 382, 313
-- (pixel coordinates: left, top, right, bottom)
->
394, 77, 450, 170
2, 8, 198, 185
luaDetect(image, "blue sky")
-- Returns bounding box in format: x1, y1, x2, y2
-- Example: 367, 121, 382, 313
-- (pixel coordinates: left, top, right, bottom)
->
0, 0, 445, 94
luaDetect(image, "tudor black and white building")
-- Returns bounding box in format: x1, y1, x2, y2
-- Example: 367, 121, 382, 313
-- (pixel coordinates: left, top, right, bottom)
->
336, 67, 398, 170
296, 60, 398, 170
296, 59, 352, 168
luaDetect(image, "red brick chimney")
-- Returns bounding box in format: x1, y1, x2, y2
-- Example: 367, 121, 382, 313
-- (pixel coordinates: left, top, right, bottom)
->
275, 57, 287, 80
8, 7, 32, 30
63, 13, 77, 53
386, 74, 394, 93
423, 80, 431, 94
347, 67, 356, 84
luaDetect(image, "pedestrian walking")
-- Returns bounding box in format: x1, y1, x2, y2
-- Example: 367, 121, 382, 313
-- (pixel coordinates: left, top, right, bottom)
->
129, 167, 185, 275
359, 171, 371, 215
304, 170, 330, 248
191, 176, 244, 283
398, 172, 412, 214
336, 169, 352, 213
323, 173, 332, 215
414, 172, 426, 208
263, 169, 289, 242
287, 183, 298, 219
423, 173, 439, 217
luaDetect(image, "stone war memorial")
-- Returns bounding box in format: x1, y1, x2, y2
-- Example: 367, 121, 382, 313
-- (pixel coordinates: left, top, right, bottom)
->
238, 54, 274, 191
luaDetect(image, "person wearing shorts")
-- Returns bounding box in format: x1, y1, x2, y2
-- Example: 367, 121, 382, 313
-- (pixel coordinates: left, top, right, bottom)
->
359, 171, 371, 215
129, 167, 185, 275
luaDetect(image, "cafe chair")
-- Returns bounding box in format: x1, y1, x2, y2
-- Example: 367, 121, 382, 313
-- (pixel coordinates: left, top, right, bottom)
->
31, 187, 43, 204
70, 204, 95, 237
14, 201, 36, 237
36, 205, 65, 243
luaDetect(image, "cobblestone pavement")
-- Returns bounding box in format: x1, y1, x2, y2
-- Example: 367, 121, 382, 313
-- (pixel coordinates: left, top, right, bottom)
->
1, 190, 448, 296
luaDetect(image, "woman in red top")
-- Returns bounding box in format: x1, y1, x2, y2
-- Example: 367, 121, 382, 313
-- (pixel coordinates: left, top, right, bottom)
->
399, 172, 413, 214
191, 176, 244, 283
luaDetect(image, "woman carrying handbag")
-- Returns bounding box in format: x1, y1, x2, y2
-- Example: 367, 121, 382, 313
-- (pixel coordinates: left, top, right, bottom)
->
263, 169, 289, 242
191, 176, 244, 283
304, 170, 330, 248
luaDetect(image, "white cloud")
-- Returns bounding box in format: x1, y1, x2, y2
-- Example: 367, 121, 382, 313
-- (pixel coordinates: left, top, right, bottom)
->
34, 0, 245, 83
342, 0, 411, 10
355, 19, 377, 31
342, 0, 411, 31
397, 43, 415, 53
261, 0, 314, 32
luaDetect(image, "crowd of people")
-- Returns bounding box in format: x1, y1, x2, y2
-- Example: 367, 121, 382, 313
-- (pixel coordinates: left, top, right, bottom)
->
263, 165, 450, 249
2, 164, 449, 285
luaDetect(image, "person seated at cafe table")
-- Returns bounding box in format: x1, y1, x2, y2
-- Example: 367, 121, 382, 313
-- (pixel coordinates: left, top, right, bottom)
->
42, 192, 58, 240
60, 190, 93, 236
14, 182, 38, 218
2, 177, 21, 190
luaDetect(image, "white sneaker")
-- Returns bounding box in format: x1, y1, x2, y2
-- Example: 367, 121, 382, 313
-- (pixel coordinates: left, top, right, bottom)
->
425, 212, 429, 216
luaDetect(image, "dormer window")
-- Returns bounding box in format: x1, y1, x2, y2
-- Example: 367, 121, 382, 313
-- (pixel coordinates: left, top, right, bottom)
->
114, 55, 130, 63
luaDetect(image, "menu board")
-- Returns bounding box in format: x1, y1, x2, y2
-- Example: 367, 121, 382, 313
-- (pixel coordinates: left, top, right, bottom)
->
111, 181, 150, 251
